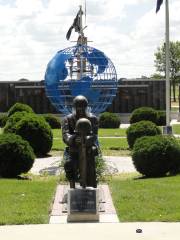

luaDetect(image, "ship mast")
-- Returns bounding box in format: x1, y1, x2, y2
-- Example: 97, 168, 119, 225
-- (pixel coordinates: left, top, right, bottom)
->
77, 5, 87, 80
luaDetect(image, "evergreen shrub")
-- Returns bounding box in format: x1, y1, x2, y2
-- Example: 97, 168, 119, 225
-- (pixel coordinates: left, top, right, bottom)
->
4, 111, 35, 133
0, 113, 8, 128
0, 133, 35, 177
99, 112, 120, 128
156, 111, 166, 126
8, 103, 34, 117
130, 107, 158, 124
132, 135, 180, 177
126, 120, 161, 148
42, 114, 61, 129
9, 115, 53, 156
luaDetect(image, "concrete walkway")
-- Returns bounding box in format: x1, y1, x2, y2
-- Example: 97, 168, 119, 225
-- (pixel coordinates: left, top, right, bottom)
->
30, 156, 136, 175
30, 156, 61, 175
0, 222, 180, 240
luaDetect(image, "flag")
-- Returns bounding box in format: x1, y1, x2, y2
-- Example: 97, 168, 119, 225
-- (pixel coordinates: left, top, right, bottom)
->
66, 10, 81, 40
156, 0, 163, 13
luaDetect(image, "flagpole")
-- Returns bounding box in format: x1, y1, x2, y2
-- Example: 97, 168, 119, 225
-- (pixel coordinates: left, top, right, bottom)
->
164, 0, 172, 134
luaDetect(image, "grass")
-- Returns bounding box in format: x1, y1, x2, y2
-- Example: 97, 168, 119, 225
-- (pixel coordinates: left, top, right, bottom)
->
52, 138, 66, 151
99, 138, 129, 150
52, 128, 127, 138
102, 149, 131, 156
172, 124, 180, 134
52, 129, 62, 139
98, 128, 127, 137
0, 176, 58, 225
99, 138, 130, 156
2, 126, 130, 154
110, 174, 180, 222
1, 127, 129, 155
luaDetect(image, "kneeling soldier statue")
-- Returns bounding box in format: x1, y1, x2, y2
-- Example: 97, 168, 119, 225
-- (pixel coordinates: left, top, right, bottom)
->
62, 95, 99, 188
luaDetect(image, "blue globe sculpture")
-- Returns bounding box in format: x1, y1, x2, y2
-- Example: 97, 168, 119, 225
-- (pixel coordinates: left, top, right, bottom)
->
45, 44, 117, 115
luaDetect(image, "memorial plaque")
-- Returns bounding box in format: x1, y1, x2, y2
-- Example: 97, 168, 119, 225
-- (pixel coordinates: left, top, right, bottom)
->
67, 188, 99, 222
70, 189, 96, 213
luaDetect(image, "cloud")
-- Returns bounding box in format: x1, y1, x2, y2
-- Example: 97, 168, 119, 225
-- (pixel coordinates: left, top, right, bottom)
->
0, 0, 180, 81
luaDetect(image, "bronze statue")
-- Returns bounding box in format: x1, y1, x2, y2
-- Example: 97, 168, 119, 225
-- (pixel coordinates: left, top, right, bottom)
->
62, 95, 98, 188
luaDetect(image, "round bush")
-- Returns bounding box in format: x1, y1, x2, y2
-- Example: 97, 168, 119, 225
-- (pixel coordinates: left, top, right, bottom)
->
8, 103, 34, 117
126, 120, 161, 148
99, 112, 120, 128
0, 113, 8, 128
13, 115, 53, 156
4, 111, 35, 133
130, 107, 158, 124
156, 111, 166, 126
42, 114, 61, 129
0, 133, 35, 177
132, 135, 180, 177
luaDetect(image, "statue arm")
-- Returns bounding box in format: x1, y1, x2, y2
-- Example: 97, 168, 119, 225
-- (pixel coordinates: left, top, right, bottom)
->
85, 117, 99, 146
62, 117, 76, 146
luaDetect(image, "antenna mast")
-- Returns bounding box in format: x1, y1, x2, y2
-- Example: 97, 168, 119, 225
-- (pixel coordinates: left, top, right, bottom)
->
77, 5, 87, 45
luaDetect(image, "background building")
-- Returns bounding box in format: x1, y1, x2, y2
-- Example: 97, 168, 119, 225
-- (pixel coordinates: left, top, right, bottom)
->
0, 79, 165, 114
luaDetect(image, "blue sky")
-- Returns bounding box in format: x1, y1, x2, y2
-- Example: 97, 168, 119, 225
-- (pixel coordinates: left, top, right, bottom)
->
0, 0, 179, 81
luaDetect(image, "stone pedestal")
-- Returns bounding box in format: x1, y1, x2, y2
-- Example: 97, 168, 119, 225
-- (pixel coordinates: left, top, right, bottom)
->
67, 188, 99, 222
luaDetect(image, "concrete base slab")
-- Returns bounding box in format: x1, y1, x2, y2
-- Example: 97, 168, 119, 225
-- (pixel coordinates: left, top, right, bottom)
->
100, 214, 119, 223
49, 184, 119, 223
49, 216, 67, 224
1, 223, 180, 240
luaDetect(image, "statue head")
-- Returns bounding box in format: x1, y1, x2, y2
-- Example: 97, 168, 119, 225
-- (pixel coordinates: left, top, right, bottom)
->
73, 95, 88, 118
75, 118, 92, 135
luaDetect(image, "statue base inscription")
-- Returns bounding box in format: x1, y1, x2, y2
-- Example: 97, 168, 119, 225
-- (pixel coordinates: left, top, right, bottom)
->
67, 188, 99, 222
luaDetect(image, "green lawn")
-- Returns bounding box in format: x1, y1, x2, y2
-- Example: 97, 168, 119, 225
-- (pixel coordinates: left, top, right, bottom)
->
52, 128, 127, 138
110, 174, 180, 222
99, 138, 128, 150
52, 136, 130, 155
98, 128, 127, 137
52, 129, 62, 139
172, 124, 180, 134
1, 128, 129, 155
52, 138, 66, 151
0, 176, 58, 225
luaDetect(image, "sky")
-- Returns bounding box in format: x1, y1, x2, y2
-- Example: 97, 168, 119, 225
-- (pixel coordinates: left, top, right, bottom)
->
0, 0, 180, 81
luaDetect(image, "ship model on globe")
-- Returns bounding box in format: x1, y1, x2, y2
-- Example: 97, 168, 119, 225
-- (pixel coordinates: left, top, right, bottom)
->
45, 5, 118, 222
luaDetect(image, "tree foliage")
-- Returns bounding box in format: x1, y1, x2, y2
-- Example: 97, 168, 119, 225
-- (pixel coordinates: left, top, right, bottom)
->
154, 41, 180, 101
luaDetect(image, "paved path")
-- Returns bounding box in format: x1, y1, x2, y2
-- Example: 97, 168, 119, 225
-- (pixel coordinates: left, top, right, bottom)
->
30, 156, 136, 175
104, 156, 136, 173
0, 222, 180, 240
30, 156, 61, 175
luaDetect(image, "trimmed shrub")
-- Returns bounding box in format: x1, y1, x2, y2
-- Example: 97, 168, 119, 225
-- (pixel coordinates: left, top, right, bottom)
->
156, 111, 166, 126
0, 113, 8, 128
4, 111, 35, 133
8, 102, 34, 117
95, 154, 106, 182
99, 112, 120, 128
0, 133, 35, 178
132, 135, 180, 177
130, 107, 158, 124
126, 120, 161, 149
13, 115, 53, 156
42, 114, 61, 129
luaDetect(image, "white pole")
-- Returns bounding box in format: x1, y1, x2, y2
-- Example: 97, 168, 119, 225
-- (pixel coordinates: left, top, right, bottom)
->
165, 0, 170, 126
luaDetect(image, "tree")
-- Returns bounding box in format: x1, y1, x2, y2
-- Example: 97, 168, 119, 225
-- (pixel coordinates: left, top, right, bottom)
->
150, 73, 164, 79
154, 41, 180, 102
